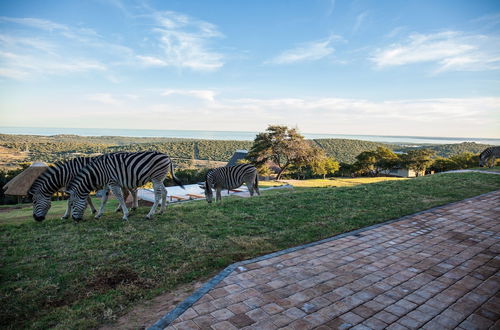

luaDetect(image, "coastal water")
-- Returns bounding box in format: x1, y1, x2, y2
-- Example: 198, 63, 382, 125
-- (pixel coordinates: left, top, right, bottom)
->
1, 126, 499, 145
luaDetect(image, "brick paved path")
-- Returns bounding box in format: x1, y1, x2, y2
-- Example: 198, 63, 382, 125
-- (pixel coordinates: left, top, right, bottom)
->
163, 191, 500, 329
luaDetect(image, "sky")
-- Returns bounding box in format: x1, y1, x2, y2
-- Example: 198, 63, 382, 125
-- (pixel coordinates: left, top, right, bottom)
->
0, 0, 499, 138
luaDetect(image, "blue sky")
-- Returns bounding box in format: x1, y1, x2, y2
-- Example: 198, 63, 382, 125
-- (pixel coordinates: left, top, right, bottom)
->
0, 0, 499, 138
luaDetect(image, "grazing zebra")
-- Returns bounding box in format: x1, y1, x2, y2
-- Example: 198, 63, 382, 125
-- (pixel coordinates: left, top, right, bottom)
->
29, 156, 137, 222
68, 151, 183, 221
201, 163, 260, 203
479, 146, 500, 168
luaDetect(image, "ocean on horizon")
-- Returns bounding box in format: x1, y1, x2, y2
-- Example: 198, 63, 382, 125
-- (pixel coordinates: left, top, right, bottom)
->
1, 126, 499, 145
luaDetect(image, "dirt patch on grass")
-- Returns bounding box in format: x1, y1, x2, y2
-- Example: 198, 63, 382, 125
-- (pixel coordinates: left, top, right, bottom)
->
88, 267, 154, 292
99, 279, 206, 330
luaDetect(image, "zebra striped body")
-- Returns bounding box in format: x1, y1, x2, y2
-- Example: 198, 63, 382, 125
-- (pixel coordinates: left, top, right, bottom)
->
203, 163, 260, 203
68, 151, 182, 220
479, 146, 500, 167
28, 155, 138, 221
29, 157, 97, 221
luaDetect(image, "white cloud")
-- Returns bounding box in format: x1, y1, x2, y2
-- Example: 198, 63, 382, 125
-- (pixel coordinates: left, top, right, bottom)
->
136, 55, 166, 66
137, 11, 224, 71
266, 35, 340, 65
0, 18, 111, 79
139, 95, 499, 137
0, 9, 225, 80
0, 16, 68, 32
353, 11, 368, 33
87, 93, 122, 105
372, 31, 500, 72
162, 89, 216, 102
6, 91, 499, 138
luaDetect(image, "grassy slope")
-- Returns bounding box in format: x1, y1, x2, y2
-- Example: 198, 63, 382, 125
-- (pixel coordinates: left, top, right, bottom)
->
1, 172, 499, 329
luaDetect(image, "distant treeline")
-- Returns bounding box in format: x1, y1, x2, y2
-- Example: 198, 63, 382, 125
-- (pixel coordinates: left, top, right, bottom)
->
0, 133, 494, 167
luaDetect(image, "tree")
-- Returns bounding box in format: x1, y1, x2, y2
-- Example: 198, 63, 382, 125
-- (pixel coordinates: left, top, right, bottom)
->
353, 147, 400, 176
430, 157, 458, 172
353, 150, 377, 175
449, 152, 477, 169
374, 147, 400, 173
311, 156, 340, 179
247, 125, 322, 180
401, 149, 436, 176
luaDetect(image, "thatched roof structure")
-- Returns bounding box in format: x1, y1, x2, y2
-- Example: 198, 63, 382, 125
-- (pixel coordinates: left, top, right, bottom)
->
226, 150, 248, 167
3, 162, 49, 196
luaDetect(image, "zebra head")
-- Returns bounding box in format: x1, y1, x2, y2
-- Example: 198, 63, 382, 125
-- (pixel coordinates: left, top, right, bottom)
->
478, 154, 488, 167
201, 180, 214, 203
68, 189, 88, 221
30, 191, 51, 221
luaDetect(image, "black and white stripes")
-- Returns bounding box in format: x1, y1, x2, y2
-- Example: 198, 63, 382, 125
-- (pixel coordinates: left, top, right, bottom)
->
479, 146, 500, 168
29, 155, 137, 221
68, 151, 183, 221
29, 156, 97, 221
203, 163, 260, 203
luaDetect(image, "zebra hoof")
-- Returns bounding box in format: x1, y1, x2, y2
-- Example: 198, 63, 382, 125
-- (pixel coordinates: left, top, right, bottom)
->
91, 210, 97, 215
94, 214, 102, 219
61, 216, 68, 220
145, 215, 152, 220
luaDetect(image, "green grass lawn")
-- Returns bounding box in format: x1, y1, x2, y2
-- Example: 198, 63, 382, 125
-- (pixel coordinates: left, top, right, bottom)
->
1, 172, 499, 329
467, 166, 500, 172
259, 176, 406, 188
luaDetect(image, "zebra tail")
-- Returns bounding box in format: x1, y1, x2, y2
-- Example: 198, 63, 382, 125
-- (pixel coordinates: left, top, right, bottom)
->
255, 173, 259, 189
170, 162, 185, 189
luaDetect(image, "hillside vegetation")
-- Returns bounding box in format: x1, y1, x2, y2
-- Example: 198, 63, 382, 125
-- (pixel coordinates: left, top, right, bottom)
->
1, 172, 499, 329
0, 133, 494, 169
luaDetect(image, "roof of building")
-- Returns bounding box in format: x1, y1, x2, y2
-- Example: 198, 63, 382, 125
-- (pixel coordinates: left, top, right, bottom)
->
226, 150, 248, 166
3, 162, 49, 196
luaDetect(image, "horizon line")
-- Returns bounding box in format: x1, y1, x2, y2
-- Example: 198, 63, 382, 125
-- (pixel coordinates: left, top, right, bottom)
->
0, 126, 499, 141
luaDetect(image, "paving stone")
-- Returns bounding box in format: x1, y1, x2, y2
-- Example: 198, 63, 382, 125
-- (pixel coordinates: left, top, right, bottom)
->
458, 313, 494, 329
210, 308, 235, 321
269, 313, 293, 328
373, 310, 400, 323
158, 191, 500, 329
283, 307, 307, 320
227, 313, 255, 327
172, 320, 200, 329
261, 303, 284, 315
210, 320, 238, 330
340, 311, 364, 325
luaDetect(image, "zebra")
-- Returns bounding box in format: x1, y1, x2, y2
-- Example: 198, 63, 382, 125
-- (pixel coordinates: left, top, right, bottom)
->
67, 151, 183, 221
201, 163, 260, 203
479, 146, 500, 168
28, 155, 137, 222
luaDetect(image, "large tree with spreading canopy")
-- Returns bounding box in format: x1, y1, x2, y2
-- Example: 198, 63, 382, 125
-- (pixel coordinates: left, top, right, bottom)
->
247, 125, 322, 180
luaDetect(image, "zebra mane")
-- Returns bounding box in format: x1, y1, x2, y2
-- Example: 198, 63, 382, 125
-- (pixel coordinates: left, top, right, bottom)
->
479, 147, 490, 158
29, 156, 94, 195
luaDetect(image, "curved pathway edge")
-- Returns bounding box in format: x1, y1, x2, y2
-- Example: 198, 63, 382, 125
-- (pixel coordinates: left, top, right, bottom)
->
148, 189, 500, 330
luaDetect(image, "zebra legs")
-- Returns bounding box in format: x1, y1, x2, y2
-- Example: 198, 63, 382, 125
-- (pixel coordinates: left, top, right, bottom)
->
216, 187, 222, 202
131, 189, 138, 211
110, 184, 129, 220
87, 196, 98, 214
62, 196, 97, 219
146, 179, 166, 219
62, 199, 72, 219
245, 178, 260, 197
95, 189, 110, 219
254, 176, 260, 196
113, 188, 138, 212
